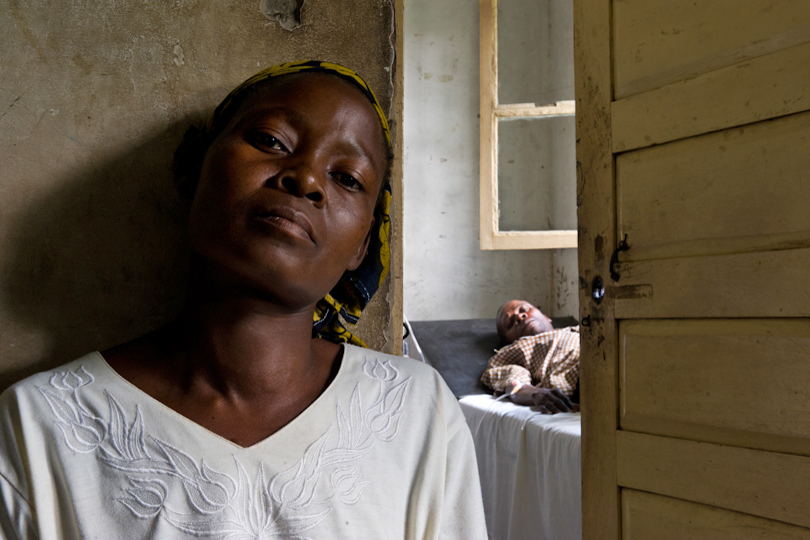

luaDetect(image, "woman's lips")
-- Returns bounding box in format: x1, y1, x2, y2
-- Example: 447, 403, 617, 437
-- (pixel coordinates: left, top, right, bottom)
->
251, 207, 314, 242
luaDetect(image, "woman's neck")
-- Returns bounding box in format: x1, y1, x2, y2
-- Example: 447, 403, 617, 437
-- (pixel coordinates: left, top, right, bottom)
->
102, 277, 344, 446
170, 292, 324, 399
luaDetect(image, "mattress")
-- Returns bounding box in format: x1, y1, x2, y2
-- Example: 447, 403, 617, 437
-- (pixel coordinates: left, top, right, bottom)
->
459, 394, 582, 540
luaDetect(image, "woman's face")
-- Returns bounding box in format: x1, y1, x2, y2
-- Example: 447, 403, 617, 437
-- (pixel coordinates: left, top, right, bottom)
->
188, 73, 387, 309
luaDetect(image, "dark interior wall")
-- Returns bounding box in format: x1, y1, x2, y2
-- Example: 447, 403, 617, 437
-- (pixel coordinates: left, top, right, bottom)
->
0, 0, 395, 390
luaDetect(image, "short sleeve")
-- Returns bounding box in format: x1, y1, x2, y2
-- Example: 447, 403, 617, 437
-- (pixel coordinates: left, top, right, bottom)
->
481, 364, 533, 392
404, 368, 488, 540
0, 390, 37, 540
0, 473, 35, 540
481, 341, 533, 391
439, 417, 488, 539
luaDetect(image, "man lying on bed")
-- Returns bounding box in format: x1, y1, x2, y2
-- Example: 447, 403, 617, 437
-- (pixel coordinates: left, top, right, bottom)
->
481, 300, 580, 414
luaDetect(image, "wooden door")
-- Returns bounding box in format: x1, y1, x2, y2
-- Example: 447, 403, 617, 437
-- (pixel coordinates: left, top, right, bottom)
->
575, 1, 810, 538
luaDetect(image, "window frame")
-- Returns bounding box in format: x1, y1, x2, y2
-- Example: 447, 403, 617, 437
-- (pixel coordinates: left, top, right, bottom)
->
479, 0, 578, 250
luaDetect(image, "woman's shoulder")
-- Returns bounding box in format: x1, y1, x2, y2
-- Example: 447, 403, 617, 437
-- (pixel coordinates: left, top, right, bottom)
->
341, 344, 445, 385
0, 353, 112, 490
0, 352, 109, 406
339, 344, 464, 426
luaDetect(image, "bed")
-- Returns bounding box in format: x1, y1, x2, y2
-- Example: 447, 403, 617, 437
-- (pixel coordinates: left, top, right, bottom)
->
409, 318, 582, 540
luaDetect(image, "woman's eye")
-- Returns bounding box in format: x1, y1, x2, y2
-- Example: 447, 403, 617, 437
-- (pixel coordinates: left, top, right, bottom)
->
332, 172, 363, 191
249, 132, 287, 152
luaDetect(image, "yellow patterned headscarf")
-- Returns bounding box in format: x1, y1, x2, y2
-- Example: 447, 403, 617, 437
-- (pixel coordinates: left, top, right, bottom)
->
203, 61, 392, 347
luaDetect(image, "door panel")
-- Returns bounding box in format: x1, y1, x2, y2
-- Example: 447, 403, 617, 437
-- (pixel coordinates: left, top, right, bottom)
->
612, 0, 810, 99
617, 431, 810, 528
617, 111, 810, 261
612, 41, 810, 152
620, 319, 810, 455
613, 248, 810, 319
622, 490, 810, 540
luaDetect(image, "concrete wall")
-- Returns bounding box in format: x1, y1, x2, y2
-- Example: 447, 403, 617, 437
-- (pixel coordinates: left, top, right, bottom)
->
0, 0, 395, 390
403, 0, 578, 322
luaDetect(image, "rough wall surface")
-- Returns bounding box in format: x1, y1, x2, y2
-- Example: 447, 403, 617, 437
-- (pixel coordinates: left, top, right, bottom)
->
403, 0, 579, 322
0, 0, 395, 390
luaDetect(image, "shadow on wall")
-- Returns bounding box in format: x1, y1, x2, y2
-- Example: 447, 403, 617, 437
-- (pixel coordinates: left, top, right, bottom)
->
1, 121, 195, 390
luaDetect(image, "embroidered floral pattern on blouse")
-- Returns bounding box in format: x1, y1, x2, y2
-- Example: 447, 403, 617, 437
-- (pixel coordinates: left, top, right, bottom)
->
38, 357, 412, 539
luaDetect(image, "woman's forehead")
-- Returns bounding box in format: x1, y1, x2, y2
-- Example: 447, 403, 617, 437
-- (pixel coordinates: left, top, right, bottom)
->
241, 73, 378, 121
234, 74, 387, 152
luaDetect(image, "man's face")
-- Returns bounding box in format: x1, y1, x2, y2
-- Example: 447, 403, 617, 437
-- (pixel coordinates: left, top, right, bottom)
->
497, 300, 554, 344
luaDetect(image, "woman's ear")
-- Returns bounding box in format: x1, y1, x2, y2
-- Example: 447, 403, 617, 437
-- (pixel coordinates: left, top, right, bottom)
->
347, 217, 376, 272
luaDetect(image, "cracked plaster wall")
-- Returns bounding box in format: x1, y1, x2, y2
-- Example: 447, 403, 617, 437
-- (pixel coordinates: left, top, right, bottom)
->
0, 0, 395, 390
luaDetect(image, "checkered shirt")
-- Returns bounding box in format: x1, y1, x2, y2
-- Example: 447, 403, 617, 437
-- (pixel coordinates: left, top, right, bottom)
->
481, 326, 580, 397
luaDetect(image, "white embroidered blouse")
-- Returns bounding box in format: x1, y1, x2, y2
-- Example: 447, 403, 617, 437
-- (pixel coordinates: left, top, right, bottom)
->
0, 345, 487, 540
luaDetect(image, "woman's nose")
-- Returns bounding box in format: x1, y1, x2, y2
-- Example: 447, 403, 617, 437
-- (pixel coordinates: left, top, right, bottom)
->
274, 160, 326, 206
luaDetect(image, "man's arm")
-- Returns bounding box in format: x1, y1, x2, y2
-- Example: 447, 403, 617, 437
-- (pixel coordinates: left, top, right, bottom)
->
505, 383, 578, 414
481, 364, 532, 393
480, 339, 534, 392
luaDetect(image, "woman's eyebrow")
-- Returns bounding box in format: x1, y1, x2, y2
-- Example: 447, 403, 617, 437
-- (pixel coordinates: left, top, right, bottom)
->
332, 137, 377, 165
235, 106, 305, 128
235, 107, 379, 164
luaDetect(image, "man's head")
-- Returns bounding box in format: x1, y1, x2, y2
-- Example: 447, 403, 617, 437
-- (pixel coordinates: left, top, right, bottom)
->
496, 300, 554, 344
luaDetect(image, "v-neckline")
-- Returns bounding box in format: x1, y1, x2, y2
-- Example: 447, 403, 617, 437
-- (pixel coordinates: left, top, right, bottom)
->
90, 344, 350, 451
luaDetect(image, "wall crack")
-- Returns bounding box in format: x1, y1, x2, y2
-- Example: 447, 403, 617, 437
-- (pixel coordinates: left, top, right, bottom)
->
260, 0, 304, 31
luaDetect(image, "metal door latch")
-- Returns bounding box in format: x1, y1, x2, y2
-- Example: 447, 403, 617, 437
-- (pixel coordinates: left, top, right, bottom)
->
609, 234, 630, 281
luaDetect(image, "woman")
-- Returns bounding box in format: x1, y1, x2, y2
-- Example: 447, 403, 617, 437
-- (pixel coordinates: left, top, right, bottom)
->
0, 61, 486, 539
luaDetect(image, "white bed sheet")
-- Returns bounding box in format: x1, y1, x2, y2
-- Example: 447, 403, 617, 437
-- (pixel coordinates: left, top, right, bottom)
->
459, 394, 582, 540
